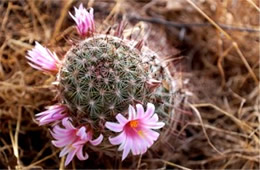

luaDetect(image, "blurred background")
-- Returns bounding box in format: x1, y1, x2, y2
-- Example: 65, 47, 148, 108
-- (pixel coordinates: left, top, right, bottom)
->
0, 0, 259, 169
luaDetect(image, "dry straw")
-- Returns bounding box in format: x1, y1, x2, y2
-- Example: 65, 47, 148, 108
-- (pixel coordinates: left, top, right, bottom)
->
0, 0, 259, 169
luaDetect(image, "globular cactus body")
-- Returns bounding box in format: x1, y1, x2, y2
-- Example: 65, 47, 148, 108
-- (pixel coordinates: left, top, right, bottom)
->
58, 35, 175, 133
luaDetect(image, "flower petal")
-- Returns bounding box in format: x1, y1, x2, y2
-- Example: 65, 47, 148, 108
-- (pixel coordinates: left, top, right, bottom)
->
76, 127, 87, 140
116, 113, 128, 125
143, 121, 165, 129
109, 132, 126, 145
105, 122, 123, 132
131, 143, 138, 155
122, 138, 132, 161
143, 103, 155, 119
131, 137, 147, 155
90, 134, 103, 146
62, 117, 76, 130
51, 126, 70, 137
136, 104, 144, 119
147, 113, 159, 122
59, 145, 71, 157
118, 137, 127, 151
128, 105, 136, 120
145, 129, 160, 141
76, 146, 89, 161
65, 148, 77, 166
52, 139, 72, 148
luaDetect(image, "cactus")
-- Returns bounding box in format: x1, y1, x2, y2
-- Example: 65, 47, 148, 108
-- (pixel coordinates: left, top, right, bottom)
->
27, 4, 184, 166
59, 36, 149, 124
57, 34, 176, 135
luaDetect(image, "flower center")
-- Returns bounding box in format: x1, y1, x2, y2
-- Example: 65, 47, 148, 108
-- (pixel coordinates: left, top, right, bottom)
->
125, 120, 145, 138
129, 120, 138, 128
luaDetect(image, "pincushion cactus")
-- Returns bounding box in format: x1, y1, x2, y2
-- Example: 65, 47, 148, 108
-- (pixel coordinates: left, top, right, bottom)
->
59, 35, 160, 131
26, 3, 181, 166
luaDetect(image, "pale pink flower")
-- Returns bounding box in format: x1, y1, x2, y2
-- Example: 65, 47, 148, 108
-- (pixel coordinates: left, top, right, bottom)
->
51, 117, 103, 166
69, 3, 95, 37
105, 103, 165, 160
35, 104, 68, 126
26, 42, 61, 73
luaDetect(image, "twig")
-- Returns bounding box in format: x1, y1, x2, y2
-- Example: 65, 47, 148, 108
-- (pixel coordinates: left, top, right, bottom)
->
192, 103, 252, 132
246, 0, 260, 12
217, 44, 234, 88
28, 0, 49, 40
1, 2, 12, 31
25, 150, 60, 168
189, 103, 223, 155
137, 154, 142, 169
144, 159, 192, 170
128, 16, 260, 33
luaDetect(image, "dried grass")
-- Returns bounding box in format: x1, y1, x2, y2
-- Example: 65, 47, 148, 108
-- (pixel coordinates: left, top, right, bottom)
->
0, 0, 259, 169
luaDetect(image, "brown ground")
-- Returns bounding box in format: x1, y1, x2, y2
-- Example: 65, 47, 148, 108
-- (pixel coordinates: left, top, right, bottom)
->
0, 0, 259, 169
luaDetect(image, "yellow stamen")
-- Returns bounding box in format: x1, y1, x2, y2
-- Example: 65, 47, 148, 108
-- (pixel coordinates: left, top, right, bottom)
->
137, 130, 144, 138
130, 120, 138, 128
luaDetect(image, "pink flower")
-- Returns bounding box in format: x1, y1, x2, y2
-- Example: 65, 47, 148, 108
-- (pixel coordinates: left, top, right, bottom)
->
51, 118, 103, 166
105, 103, 165, 160
69, 3, 95, 37
26, 42, 61, 73
35, 104, 68, 126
